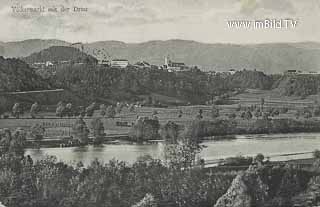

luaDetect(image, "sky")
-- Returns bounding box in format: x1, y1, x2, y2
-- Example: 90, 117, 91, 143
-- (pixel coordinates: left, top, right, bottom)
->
0, 0, 320, 43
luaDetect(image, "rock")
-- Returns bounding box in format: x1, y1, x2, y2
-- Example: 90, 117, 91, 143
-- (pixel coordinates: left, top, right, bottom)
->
214, 167, 268, 207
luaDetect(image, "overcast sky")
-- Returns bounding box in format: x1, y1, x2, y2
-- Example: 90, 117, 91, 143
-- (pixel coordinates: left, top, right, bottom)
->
0, 0, 319, 43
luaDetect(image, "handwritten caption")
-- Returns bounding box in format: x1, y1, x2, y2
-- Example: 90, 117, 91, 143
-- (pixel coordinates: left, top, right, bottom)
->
11, 5, 88, 13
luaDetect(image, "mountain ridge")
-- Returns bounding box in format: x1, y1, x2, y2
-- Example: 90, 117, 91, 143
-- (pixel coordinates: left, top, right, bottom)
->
1, 39, 320, 73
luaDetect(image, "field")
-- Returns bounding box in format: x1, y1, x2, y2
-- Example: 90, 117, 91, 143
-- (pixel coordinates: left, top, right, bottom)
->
0, 89, 319, 138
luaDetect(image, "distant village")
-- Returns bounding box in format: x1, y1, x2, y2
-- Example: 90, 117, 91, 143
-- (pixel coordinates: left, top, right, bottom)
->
29, 46, 320, 77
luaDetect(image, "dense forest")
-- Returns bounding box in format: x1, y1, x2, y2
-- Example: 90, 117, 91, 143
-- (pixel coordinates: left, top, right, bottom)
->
1, 54, 320, 110
22, 46, 98, 65
0, 57, 49, 92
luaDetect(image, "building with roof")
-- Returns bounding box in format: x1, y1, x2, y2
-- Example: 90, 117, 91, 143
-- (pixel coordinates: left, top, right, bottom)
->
111, 59, 129, 68
134, 61, 151, 69
163, 56, 189, 72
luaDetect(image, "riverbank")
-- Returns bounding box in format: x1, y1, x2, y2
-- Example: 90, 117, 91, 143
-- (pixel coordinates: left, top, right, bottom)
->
188, 118, 320, 139
25, 134, 320, 167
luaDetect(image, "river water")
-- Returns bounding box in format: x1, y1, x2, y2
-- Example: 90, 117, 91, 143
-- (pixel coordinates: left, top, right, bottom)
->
25, 132, 320, 166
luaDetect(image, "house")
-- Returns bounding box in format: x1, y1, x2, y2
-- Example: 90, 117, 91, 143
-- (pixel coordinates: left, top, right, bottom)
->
111, 59, 129, 68
228, 69, 237, 75
98, 59, 110, 66
284, 70, 320, 75
297, 71, 320, 75
284, 70, 299, 75
163, 56, 189, 72
134, 61, 151, 69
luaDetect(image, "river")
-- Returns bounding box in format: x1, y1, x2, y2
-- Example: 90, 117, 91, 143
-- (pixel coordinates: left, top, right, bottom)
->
25, 132, 320, 166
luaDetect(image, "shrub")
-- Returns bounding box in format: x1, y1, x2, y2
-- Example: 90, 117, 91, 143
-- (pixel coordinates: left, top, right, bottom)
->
130, 117, 160, 142
91, 118, 105, 144
72, 117, 89, 144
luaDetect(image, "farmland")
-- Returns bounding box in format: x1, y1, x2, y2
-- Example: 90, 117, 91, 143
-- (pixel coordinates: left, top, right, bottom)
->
1, 89, 319, 140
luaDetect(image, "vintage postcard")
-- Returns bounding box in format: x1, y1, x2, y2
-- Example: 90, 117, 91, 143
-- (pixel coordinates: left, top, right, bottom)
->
1, 0, 320, 206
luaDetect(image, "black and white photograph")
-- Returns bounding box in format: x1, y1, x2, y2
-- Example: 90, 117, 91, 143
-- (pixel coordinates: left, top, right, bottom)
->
1, 0, 320, 206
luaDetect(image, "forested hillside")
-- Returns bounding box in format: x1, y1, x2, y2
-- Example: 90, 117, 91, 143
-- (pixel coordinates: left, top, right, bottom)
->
0, 57, 49, 92
273, 75, 320, 97
225, 70, 274, 90
22, 46, 98, 64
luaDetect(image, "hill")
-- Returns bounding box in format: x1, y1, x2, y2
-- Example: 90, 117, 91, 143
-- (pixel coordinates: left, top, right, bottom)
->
1, 39, 320, 73
225, 70, 274, 90
22, 46, 98, 64
0, 39, 69, 58
84, 40, 320, 74
0, 56, 53, 111
273, 74, 320, 97
0, 56, 50, 92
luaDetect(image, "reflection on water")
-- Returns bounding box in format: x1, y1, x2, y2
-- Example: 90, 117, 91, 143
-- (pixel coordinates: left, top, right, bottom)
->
26, 132, 320, 166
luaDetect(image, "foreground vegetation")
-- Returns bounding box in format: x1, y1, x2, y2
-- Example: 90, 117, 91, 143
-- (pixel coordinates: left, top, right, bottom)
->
2, 127, 320, 207
0, 127, 235, 207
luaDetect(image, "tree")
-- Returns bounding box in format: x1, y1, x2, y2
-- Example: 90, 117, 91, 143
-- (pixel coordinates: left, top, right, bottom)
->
106, 105, 116, 118
260, 98, 265, 111
129, 104, 135, 113
313, 150, 320, 159
280, 107, 289, 114
243, 110, 253, 121
254, 109, 262, 119
12, 103, 23, 118
65, 103, 73, 117
130, 117, 160, 142
0, 104, 4, 119
56, 101, 65, 118
30, 124, 45, 145
211, 105, 220, 119
303, 109, 312, 119
132, 193, 157, 207
85, 102, 96, 117
262, 112, 270, 121
163, 133, 202, 170
160, 121, 180, 144
254, 153, 265, 164
228, 113, 236, 119
116, 102, 124, 114
99, 104, 107, 116
91, 118, 105, 144
30, 102, 40, 118
72, 117, 89, 144
196, 109, 203, 119
152, 110, 158, 120
236, 104, 242, 112
241, 110, 252, 120
0, 128, 12, 154
9, 128, 26, 156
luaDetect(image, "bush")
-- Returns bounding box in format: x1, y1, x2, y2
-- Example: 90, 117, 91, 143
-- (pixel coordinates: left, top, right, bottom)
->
254, 153, 265, 163
160, 121, 181, 144
91, 118, 105, 144
130, 117, 160, 142
30, 124, 45, 143
85, 102, 96, 117
106, 105, 116, 118
313, 150, 320, 159
211, 105, 220, 119
72, 117, 89, 144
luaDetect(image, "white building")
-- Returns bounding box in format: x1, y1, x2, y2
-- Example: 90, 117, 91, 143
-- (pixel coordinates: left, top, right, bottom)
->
98, 59, 110, 66
111, 59, 129, 68
284, 70, 320, 75
163, 56, 189, 72
228, 69, 237, 75
134, 61, 151, 69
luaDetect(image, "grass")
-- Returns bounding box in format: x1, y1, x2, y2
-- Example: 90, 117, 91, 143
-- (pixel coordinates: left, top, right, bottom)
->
1, 89, 319, 138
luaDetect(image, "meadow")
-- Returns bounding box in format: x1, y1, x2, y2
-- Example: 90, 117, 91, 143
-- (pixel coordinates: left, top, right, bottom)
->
0, 89, 319, 139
